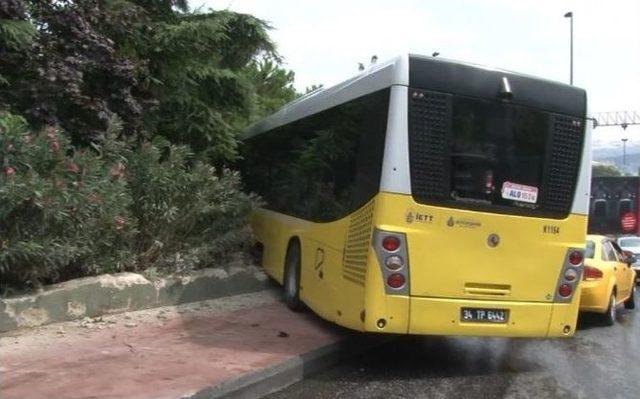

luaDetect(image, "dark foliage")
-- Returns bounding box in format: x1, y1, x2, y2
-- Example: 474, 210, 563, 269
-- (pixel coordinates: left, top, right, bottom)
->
0, 1, 295, 162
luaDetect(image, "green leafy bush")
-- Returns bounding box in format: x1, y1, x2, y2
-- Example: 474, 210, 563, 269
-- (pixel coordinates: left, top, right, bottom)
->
0, 113, 136, 288
0, 113, 257, 292
126, 137, 257, 274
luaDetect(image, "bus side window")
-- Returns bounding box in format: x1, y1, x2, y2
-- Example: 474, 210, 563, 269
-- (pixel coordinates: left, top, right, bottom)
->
242, 89, 390, 222
619, 198, 632, 216
593, 199, 606, 219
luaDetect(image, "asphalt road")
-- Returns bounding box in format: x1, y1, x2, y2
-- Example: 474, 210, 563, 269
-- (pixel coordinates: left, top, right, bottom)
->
267, 307, 640, 399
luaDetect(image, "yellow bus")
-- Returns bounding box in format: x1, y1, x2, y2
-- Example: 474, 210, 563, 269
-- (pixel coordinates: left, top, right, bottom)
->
241, 54, 591, 337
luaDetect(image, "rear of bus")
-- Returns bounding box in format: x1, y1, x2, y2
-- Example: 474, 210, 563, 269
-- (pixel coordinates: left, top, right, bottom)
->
365, 56, 590, 337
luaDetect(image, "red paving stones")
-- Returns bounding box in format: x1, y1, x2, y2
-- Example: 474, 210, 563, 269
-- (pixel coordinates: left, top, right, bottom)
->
0, 291, 344, 399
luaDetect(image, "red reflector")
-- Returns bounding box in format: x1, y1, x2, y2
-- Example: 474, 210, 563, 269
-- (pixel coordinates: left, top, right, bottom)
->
583, 266, 603, 280
568, 251, 583, 266
382, 236, 400, 252
621, 212, 637, 232
558, 283, 572, 297
387, 273, 405, 288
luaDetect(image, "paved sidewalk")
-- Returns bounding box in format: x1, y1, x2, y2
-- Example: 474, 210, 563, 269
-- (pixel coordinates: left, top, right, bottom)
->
0, 289, 347, 399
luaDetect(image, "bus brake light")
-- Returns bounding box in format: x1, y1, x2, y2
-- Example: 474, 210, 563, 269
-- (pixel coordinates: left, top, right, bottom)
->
382, 236, 400, 251
568, 251, 583, 266
558, 283, 572, 297
387, 273, 405, 289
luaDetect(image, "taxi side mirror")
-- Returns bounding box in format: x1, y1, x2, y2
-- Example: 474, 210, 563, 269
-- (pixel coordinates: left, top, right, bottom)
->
623, 250, 636, 266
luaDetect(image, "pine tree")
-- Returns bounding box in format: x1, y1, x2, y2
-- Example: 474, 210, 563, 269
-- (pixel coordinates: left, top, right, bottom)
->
0, 1, 295, 162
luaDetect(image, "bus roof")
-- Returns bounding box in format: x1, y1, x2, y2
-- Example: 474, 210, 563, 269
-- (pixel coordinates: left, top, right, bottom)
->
244, 54, 408, 139
244, 54, 585, 139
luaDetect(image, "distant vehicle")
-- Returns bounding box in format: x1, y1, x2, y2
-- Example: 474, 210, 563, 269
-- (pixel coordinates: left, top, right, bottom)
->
617, 236, 640, 282
588, 176, 640, 236
581, 235, 636, 325
242, 54, 591, 338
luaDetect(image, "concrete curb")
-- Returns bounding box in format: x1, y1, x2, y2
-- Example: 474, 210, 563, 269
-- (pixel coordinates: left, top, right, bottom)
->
189, 334, 387, 399
0, 265, 269, 332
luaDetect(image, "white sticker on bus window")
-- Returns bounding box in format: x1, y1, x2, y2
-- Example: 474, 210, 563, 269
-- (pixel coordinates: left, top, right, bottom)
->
501, 181, 538, 204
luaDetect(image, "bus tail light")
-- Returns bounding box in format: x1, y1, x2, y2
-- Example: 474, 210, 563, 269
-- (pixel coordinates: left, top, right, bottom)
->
382, 236, 400, 251
558, 283, 572, 297
553, 248, 583, 303
373, 229, 409, 295
568, 251, 583, 266
583, 266, 603, 280
387, 273, 406, 288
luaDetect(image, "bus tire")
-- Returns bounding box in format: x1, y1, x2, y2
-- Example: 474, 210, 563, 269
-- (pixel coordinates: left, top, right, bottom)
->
602, 292, 616, 326
284, 240, 303, 311
624, 284, 636, 310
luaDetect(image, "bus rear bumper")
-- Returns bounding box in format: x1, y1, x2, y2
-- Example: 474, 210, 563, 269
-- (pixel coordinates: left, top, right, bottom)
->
407, 296, 578, 338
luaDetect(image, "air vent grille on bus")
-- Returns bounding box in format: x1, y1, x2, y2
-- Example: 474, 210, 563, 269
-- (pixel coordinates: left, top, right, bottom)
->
343, 200, 375, 286
408, 89, 452, 203
542, 115, 584, 213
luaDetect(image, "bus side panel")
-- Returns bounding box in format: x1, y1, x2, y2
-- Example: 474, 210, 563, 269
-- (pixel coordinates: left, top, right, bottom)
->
298, 218, 368, 331
252, 207, 368, 331
299, 237, 339, 323
250, 208, 312, 284
334, 275, 367, 331
300, 237, 369, 331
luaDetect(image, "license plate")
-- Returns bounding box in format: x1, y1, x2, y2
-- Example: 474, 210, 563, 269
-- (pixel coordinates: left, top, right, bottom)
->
461, 308, 509, 323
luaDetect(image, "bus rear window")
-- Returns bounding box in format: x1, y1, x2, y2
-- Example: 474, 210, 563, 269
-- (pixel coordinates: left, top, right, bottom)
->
408, 88, 584, 218
451, 97, 548, 210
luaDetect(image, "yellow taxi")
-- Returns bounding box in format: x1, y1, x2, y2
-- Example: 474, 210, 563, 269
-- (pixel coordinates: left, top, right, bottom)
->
580, 235, 636, 325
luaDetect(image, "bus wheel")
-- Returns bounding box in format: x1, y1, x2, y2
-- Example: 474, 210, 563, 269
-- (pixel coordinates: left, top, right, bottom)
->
624, 284, 636, 310
284, 241, 303, 311
602, 293, 616, 326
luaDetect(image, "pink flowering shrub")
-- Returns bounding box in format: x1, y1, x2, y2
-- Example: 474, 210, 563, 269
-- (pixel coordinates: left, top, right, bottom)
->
0, 113, 137, 288
0, 113, 255, 291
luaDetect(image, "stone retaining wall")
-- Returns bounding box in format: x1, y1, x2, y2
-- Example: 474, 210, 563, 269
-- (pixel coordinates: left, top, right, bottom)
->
0, 265, 269, 332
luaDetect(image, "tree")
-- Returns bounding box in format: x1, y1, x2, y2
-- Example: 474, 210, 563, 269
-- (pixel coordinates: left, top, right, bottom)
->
0, 1, 288, 162
592, 163, 622, 177
1, 1, 146, 140
304, 84, 324, 94
243, 57, 297, 120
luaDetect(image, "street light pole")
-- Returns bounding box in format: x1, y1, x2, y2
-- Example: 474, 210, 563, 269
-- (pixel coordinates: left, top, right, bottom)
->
622, 138, 629, 165
564, 12, 573, 85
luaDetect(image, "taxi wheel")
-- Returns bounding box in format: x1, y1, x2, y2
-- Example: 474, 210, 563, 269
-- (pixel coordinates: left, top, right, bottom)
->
602, 293, 616, 326
624, 284, 636, 310
283, 240, 303, 311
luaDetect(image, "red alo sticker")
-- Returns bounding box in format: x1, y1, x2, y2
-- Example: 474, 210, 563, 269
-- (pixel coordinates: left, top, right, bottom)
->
501, 181, 539, 204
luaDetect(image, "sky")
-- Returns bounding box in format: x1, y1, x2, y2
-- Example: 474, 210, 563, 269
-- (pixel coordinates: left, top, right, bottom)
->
203, 0, 640, 151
